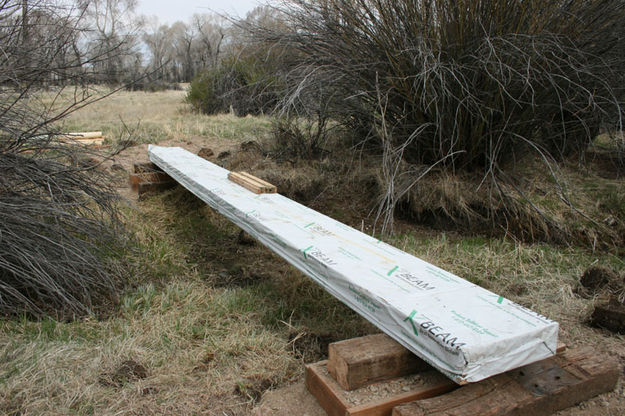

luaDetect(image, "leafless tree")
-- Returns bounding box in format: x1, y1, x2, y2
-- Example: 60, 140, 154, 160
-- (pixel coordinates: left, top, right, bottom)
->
76, 0, 142, 84
0, 0, 143, 317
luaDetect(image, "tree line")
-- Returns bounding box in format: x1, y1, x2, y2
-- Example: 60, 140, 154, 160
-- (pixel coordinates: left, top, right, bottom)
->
12, 0, 269, 87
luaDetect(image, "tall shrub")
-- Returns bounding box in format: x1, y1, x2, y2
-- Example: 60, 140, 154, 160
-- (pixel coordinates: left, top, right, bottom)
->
245, 0, 625, 234
187, 54, 283, 116
247, 0, 625, 167
0, 0, 132, 317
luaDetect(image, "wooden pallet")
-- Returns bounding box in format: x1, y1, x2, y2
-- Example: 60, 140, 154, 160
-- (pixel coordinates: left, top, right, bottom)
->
228, 171, 277, 194
307, 335, 617, 416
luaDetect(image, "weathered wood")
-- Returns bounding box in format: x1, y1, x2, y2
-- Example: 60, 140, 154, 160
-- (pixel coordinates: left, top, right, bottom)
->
306, 360, 456, 416
129, 172, 173, 190
239, 171, 277, 192
348, 381, 455, 416
328, 334, 432, 391
60, 131, 103, 139
73, 137, 105, 145
306, 361, 350, 416
392, 347, 619, 416
228, 171, 277, 194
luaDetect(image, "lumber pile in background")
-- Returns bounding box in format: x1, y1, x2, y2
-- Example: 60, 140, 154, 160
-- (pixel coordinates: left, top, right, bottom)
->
58, 131, 106, 146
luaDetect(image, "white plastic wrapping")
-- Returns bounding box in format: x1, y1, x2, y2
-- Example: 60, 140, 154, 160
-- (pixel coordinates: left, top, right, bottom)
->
148, 145, 559, 384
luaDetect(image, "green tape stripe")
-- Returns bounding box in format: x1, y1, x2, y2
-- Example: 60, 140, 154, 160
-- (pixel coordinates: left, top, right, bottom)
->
387, 265, 399, 276
304, 222, 315, 228
403, 310, 419, 336
497, 296, 504, 304
302, 245, 313, 258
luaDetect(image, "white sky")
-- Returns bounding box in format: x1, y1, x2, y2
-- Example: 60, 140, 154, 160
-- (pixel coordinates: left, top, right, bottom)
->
136, 0, 263, 24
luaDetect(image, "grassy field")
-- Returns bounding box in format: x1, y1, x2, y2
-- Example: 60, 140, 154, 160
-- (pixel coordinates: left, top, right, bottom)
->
1, 88, 624, 415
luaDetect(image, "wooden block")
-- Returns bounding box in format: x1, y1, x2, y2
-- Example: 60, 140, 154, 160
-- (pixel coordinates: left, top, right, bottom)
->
137, 181, 176, 196
228, 171, 277, 194
129, 172, 173, 190
133, 162, 163, 174
328, 334, 432, 391
306, 361, 456, 416
238, 171, 277, 192
306, 361, 350, 416
392, 347, 619, 416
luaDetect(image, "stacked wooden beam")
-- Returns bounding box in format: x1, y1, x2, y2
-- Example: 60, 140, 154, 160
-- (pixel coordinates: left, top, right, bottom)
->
306, 335, 618, 416
129, 162, 176, 196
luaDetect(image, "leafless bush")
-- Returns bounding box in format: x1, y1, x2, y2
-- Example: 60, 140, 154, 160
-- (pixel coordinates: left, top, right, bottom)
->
0, 1, 137, 316
245, 0, 625, 237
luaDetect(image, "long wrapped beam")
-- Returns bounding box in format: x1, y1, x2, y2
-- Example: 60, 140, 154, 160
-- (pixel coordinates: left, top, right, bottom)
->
148, 145, 558, 384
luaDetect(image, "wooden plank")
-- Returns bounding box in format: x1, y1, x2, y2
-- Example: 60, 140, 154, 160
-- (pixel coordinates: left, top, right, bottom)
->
237, 172, 272, 192
392, 347, 619, 416
73, 137, 105, 146
228, 172, 262, 194
239, 171, 277, 192
59, 131, 103, 139
328, 334, 432, 391
235, 171, 276, 193
306, 361, 351, 416
306, 360, 456, 416
228, 171, 277, 194
348, 381, 455, 416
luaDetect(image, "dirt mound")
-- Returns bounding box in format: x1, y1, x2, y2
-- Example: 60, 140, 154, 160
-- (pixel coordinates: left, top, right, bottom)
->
580, 266, 620, 294
99, 359, 148, 387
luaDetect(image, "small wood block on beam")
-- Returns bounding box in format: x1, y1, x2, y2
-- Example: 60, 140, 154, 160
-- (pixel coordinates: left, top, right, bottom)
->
328, 334, 432, 391
306, 361, 456, 416
228, 171, 277, 194
392, 347, 619, 416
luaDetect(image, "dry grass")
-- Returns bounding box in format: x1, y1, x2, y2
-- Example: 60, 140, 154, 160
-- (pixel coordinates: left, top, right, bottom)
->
0, 89, 624, 415
51, 86, 274, 146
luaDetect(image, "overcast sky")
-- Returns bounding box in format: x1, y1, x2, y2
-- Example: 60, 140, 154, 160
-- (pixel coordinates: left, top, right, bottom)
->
136, 0, 263, 24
